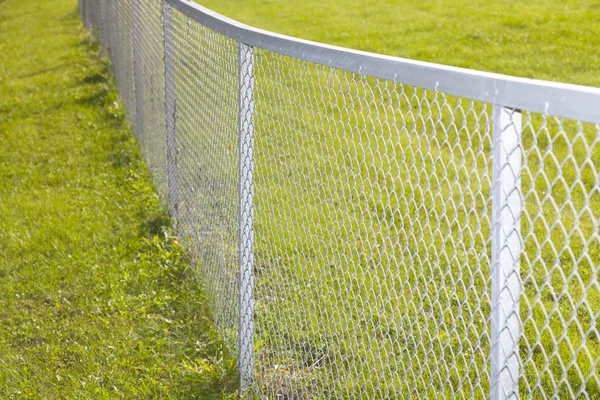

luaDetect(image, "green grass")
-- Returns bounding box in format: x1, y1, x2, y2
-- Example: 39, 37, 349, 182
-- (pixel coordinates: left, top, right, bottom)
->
178, 1, 600, 398
0, 0, 237, 397
6, 0, 593, 397
199, 0, 600, 87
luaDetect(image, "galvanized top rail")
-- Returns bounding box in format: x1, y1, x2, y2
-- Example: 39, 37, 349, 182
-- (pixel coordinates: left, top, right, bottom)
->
168, 0, 600, 124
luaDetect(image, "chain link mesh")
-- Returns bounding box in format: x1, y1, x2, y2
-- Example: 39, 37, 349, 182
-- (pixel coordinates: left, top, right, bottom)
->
520, 115, 599, 398
134, 0, 168, 199
170, 7, 241, 347
253, 54, 494, 398
82, 1, 600, 398
110, 0, 137, 127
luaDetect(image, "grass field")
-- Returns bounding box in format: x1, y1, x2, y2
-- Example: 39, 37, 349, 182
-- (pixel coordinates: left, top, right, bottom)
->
9, 0, 593, 397
174, 1, 600, 398
0, 0, 236, 397
200, 0, 600, 88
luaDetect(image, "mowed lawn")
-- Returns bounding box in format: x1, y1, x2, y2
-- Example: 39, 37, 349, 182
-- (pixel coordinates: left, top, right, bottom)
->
0, 0, 236, 398
200, 0, 600, 87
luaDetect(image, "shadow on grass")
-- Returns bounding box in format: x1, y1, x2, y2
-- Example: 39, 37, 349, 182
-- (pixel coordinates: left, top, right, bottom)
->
59, 7, 79, 21
134, 212, 240, 399
16, 62, 75, 79
75, 62, 112, 107
82, 70, 109, 84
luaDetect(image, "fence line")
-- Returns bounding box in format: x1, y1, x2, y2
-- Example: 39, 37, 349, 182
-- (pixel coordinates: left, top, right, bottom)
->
81, 0, 600, 398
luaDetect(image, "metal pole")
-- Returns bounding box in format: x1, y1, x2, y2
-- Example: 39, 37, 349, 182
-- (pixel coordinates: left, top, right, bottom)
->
163, 2, 179, 225
238, 41, 255, 393
99, 0, 107, 53
111, 0, 120, 80
491, 105, 523, 400
84, 0, 90, 30
106, 0, 111, 52
89, 0, 95, 32
132, 0, 145, 139
108, 0, 117, 61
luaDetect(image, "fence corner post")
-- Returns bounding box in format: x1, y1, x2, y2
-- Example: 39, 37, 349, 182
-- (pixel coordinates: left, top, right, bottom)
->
162, 1, 179, 226
491, 105, 523, 400
238, 41, 256, 394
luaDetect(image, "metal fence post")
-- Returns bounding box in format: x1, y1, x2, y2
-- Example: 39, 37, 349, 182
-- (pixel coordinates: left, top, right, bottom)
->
163, 2, 179, 225
132, 0, 145, 139
84, 0, 90, 30
99, 0, 107, 53
238, 42, 255, 393
90, 0, 96, 33
109, 0, 118, 62
491, 105, 523, 400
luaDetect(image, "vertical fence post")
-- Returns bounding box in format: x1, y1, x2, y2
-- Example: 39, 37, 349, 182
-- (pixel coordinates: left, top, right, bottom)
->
84, 0, 88, 30
491, 105, 523, 400
85, 0, 91, 31
238, 42, 255, 393
99, 0, 107, 53
109, 0, 117, 62
106, 0, 112, 54
163, 2, 179, 225
90, 0, 96, 33
132, 0, 145, 139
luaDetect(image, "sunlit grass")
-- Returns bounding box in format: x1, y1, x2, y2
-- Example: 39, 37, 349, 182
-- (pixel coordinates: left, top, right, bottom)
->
0, 0, 237, 397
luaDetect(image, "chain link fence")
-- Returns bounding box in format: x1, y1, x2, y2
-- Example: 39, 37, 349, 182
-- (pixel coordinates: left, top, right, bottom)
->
80, 0, 600, 398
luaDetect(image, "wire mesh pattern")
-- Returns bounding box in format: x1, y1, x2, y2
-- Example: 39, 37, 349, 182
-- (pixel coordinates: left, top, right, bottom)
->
252, 57, 494, 399
135, 0, 168, 198
81, 0, 600, 398
519, 115, 599, 398
170, 8, 241, 346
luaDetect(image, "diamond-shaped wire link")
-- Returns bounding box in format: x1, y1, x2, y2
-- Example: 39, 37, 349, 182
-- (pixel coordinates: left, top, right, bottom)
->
171, 6, 241, 350
253, 53, 493, 398
82, 1, 600, 398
